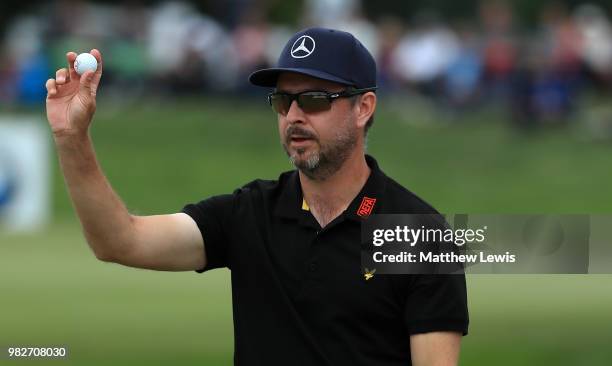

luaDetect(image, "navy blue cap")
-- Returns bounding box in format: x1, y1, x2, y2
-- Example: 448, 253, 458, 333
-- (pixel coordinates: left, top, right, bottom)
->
249, 27, 377, 89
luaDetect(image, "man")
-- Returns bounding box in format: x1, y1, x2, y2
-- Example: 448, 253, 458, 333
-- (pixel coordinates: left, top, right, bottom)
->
45, 27, 468, 365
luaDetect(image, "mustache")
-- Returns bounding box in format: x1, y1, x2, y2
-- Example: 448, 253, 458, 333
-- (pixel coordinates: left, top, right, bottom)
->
285, 125, 317, 140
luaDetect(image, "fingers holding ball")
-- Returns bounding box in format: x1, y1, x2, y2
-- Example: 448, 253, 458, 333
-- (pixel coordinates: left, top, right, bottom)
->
55, 68, 69, 84
46, 78, 57, 95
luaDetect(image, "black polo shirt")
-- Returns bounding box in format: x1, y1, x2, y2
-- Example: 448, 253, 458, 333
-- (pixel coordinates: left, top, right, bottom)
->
182, 155, 468, 366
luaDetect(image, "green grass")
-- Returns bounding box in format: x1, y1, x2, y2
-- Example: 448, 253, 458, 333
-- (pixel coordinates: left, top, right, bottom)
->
1, 219, 233, 365
1, 97, 612, 365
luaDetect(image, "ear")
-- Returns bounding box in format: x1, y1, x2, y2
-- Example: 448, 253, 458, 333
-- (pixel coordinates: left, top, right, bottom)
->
355, 92, 376, 130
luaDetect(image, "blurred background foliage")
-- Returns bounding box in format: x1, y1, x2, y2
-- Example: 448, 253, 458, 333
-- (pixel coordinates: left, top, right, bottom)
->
2, 0, 612, 32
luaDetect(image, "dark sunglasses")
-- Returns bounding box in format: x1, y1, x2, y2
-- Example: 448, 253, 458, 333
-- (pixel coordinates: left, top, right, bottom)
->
268, 87, 377, 115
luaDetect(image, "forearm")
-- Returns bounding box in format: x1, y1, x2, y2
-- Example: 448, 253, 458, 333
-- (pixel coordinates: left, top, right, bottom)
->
54, 131, 134, 261
410, 332, 461, 366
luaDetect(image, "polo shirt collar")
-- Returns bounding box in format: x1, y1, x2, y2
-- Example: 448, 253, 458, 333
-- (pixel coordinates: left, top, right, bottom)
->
274, 155, 387, 223
274, 170, 303, 220
345, 155, 387, 221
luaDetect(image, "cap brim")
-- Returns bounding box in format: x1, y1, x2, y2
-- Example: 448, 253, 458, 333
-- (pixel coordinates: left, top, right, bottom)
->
249, 68, 354, 88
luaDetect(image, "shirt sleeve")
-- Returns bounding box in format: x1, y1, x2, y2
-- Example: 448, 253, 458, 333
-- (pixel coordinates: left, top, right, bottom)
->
404, 273, 469, 335
182, 194, 236, 273
403, 214, 469, 335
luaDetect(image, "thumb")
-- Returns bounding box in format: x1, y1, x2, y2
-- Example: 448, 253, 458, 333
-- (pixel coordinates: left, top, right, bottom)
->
78, 71, 96, 98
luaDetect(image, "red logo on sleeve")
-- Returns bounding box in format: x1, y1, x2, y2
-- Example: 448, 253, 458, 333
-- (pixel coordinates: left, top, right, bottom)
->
357, 197, 377, 217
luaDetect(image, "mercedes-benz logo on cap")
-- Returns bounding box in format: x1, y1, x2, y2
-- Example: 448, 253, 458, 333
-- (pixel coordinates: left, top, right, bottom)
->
290, 35, 316, 59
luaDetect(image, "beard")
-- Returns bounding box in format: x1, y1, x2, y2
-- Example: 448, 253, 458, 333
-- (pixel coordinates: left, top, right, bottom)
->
282, 119, 358, 181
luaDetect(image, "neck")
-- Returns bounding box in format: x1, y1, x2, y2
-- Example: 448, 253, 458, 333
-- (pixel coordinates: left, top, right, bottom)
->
299, 150, 370, 227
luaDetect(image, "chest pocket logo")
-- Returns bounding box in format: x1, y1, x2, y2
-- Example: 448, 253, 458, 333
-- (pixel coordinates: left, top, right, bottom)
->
364, 267, 376, 280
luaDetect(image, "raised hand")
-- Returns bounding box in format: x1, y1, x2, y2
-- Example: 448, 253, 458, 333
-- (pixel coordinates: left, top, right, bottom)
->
45, 49, 103, 138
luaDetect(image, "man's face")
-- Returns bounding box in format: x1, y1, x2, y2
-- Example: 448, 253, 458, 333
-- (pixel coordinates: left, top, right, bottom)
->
276, 72, 359, 180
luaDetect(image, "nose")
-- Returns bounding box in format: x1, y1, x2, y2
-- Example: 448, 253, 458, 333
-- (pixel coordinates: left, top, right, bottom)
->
285, 99, 305, 124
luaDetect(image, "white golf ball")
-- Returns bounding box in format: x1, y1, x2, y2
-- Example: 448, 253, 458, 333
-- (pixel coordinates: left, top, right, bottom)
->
74, 53, 98, 75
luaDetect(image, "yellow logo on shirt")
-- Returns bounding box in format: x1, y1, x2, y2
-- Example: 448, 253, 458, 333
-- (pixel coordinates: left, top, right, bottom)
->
364, 268, 376, 280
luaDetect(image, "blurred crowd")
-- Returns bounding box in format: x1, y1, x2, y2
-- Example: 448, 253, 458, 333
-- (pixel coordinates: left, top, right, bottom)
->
1, 0, 612, 128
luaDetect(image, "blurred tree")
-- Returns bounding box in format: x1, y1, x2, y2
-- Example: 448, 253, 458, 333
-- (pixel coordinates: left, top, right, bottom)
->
1, 0, 612, 36
362, 0, 612, 26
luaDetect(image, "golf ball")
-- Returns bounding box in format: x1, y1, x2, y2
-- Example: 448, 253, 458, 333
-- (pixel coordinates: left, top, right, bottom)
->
74, 53, 98, 75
